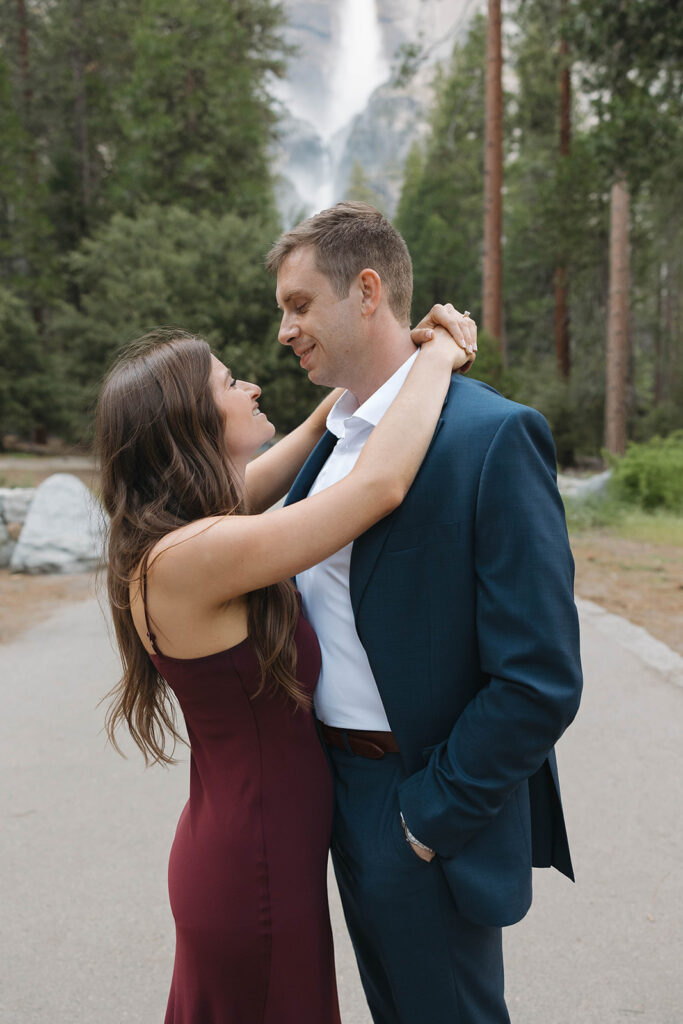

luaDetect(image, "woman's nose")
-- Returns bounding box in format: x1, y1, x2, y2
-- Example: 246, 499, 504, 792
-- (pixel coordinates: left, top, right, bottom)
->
239, 380, 261, 398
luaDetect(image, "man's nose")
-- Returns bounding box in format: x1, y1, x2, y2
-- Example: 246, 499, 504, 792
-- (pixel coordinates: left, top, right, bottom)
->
277, 314, 300, 347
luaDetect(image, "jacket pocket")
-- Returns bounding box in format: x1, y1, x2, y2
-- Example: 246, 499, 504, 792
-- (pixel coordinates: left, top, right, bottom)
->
422, 742, 442, 766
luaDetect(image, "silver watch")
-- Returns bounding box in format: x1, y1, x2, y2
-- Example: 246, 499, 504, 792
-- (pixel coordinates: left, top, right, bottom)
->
400, 812, 434, 854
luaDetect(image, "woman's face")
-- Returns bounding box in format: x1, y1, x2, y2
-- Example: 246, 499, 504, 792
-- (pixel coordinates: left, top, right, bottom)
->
209, 355, 275, 462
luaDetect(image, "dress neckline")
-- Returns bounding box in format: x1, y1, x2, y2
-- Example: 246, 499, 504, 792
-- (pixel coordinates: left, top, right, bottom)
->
149, 634, 251, 665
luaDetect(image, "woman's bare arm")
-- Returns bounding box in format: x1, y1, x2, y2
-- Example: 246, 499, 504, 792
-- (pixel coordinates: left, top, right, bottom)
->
244, 388, 344, 513
152, 329, 465, 606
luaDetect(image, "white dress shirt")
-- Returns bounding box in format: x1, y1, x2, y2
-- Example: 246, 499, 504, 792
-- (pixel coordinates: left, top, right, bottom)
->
296, 352, 418, 729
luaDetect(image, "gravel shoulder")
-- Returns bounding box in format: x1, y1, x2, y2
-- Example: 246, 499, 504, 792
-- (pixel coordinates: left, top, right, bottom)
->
570, 533, 683, 657
0, 570, 97, 644
0, 454, 98, 490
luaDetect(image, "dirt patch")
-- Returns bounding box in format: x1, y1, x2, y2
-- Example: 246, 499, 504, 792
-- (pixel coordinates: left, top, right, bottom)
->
0, 455, 98, 491
571, 534, 683, 657
0, 570, 98, 644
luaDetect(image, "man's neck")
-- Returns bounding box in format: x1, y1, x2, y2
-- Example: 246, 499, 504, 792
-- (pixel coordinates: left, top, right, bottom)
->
349, 327, 417, 406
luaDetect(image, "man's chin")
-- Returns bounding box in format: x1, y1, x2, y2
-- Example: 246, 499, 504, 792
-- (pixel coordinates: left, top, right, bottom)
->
305, 366, 334, 388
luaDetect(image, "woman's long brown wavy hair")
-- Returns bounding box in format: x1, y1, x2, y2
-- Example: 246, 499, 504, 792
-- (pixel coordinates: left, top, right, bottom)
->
95, 328, 306, 766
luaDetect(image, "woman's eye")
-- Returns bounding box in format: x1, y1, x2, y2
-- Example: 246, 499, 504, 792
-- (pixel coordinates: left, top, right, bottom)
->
229, 377, 237, 388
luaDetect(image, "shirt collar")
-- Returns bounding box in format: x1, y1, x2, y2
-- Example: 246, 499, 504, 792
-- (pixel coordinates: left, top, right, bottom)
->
326, 351, 419, 439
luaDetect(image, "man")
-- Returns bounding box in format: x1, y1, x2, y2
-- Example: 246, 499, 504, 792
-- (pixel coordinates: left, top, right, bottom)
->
267, 202, 582, 1024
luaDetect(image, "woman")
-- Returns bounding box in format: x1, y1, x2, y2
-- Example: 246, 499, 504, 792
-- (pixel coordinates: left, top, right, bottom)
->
96, 318, 473, 1023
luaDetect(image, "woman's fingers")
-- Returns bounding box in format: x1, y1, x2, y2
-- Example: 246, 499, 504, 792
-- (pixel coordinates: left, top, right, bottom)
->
412, 304, 478, 355
411, 316, 466, 350
461, 315, 477, 352
410, 328, 435, 345
451, 337, 471, 371
412, 323, 477, 374
428, 326, 470, 371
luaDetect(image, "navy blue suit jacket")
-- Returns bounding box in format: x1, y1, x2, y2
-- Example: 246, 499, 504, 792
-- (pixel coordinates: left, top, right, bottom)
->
286, 375, 583, 927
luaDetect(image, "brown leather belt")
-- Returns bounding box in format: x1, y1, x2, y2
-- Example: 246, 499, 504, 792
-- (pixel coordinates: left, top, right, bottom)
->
319, 722, 400, 759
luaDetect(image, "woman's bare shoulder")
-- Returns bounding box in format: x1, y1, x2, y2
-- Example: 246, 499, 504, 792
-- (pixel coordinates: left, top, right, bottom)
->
144, 515, 238, 591
149, 515, 225, 557
130, 516, 250, 654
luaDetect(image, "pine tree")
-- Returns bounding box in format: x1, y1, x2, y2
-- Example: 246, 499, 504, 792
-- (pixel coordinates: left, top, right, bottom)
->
111, 0, 288, 219
345, 162, 386, 212
395, 16, 488, 325
571, 0, 683, 452
0, 0, 293, 443
483, 0, 503, 352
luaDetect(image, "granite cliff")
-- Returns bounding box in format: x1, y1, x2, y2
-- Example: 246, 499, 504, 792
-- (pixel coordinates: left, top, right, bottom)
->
271, 0, 479, 222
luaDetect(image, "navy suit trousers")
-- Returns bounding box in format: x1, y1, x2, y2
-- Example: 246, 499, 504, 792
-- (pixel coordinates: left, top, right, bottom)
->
328, 744, 511, 1024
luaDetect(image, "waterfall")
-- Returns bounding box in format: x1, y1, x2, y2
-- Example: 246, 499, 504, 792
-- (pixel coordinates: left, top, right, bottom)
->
273, 0, 468, 222
273, 0, 390, 217
326, 0, 390, 142
306, 0, 389, 211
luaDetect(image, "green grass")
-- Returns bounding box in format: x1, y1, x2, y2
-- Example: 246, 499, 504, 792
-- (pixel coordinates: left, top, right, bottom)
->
565, 497, 683, 547
610, 511, 683, 546
0, 472, 39, 488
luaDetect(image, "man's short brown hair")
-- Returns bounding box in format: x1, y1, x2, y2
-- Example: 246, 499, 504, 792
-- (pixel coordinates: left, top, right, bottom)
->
266, 201, 413, 326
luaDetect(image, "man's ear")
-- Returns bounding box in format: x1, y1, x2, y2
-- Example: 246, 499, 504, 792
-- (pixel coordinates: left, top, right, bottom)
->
357, 268, 382, 317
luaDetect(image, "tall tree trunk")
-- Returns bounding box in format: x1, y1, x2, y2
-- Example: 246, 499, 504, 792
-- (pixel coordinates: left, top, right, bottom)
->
15, 0, 36, 171
16, 0, 32, 113
186, 68, 197, 135
555, 19, 571, 378
653, 260, 665, 405
554, 264, 570, 378
71, 0, 90, 231
662, 248, 680, 401
483, 0, 504, 357
604, 176, 630, 454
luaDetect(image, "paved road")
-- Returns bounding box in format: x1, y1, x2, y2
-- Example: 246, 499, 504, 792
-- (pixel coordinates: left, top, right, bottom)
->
1, 591, 681, 1023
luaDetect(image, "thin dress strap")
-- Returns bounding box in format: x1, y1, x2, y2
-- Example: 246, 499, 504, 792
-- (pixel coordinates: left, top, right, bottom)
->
141, 569, 163, 657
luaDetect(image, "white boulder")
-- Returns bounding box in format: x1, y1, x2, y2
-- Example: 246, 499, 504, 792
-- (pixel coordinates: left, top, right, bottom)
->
0, 486, 35, 524
10, 474, 107, 574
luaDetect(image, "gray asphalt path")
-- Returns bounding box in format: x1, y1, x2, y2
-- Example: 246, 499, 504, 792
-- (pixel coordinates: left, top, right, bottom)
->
1, 588, 681, 1023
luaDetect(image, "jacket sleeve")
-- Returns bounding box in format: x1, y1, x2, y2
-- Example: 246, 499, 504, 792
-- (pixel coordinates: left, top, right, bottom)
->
397, 405, 583, 857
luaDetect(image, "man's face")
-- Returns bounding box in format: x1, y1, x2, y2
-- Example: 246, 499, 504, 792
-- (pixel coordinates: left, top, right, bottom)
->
275, 246, 362, 389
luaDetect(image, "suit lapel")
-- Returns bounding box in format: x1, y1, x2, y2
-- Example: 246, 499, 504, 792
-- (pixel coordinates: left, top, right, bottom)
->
288, 379, 451, 616
349, 515, 395, 620
284, 430, 337, 507
350, 414, 446, 619
286, 423, 395, 619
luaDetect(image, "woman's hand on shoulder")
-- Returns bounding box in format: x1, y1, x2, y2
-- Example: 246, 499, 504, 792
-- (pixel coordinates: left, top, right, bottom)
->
411, 304, 477, 373
418, 325, 472, 373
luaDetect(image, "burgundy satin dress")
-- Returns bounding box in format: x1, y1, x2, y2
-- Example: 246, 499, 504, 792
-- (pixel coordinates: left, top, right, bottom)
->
144, 590, 340, 1023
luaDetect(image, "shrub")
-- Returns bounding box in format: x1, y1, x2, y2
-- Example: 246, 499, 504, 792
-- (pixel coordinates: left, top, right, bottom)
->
502, 353, 605, 466
631, 399, 683, 443
47, 203, 315, 439
0, 288, 71, 443
608, 432, 683, 512
466, 329, 509, 395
